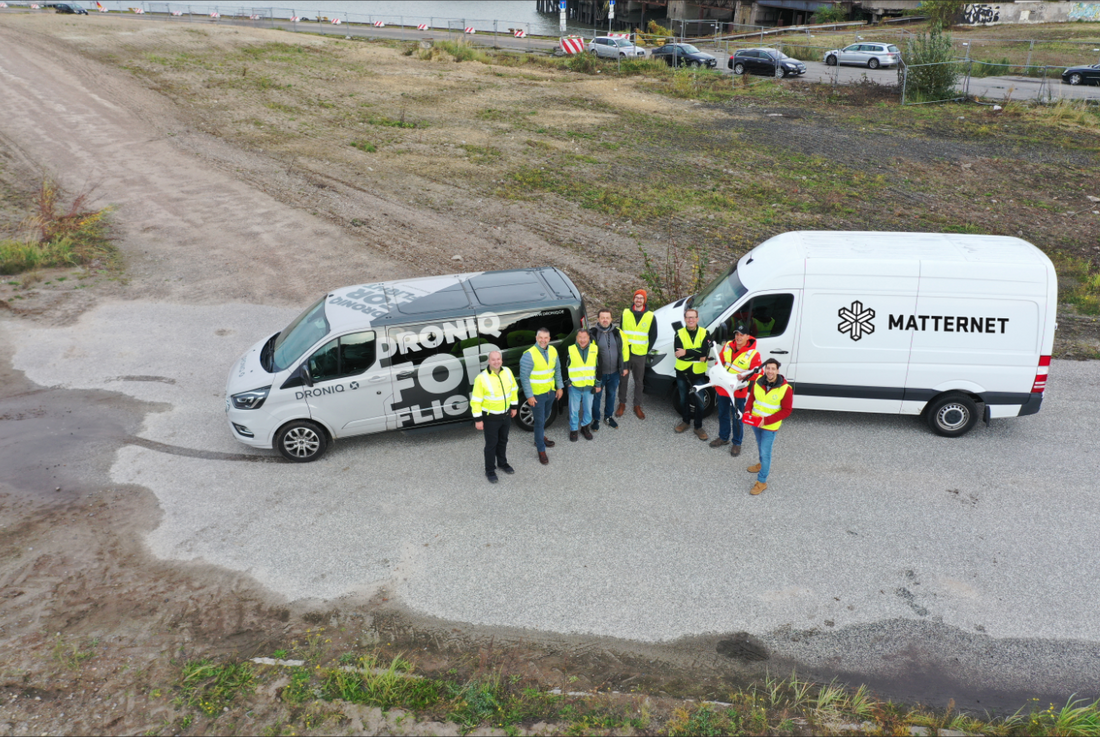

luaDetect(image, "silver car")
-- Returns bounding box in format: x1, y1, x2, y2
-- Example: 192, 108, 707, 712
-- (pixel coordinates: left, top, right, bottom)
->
824, 42, 901, 69
588, 36, 647, 59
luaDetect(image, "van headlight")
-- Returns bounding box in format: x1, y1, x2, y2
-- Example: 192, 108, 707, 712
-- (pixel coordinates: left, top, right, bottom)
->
231, 386, 270, 410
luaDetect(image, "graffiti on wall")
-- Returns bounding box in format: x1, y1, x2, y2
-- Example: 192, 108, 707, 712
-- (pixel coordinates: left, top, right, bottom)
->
1068, 2, 1100, 20
963, 4, 1001, 24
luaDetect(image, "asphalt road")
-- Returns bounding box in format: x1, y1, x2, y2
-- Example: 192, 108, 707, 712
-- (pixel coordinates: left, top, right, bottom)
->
16, 9, 1098, 102
6, 301, 1100, 706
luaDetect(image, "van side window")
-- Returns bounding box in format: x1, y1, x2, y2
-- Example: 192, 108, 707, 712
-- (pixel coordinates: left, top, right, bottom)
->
491, 311, 577, 363
387, 321, 471, 367
722, 294, 795, 341
308, 331, 377, 382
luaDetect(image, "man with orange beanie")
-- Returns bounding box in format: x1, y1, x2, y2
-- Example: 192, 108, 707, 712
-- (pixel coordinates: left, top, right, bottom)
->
618, 289, 657, 420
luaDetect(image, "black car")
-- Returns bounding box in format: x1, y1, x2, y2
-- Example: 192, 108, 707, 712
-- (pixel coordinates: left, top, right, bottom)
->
651, 44, 718, 69
54, 3, 89, 13
729, 48, 807, 78
1062, 63, 1100, 86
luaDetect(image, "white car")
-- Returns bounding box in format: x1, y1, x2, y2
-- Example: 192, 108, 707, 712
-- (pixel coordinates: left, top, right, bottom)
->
824, 42, 901, 69
588, 36, 647, 59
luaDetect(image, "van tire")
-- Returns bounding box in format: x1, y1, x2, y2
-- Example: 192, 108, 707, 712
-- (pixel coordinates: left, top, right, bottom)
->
515, 398, 559, 432
275, 420, 329, 462
671, 384, 717, 419
924, 393, 979, 438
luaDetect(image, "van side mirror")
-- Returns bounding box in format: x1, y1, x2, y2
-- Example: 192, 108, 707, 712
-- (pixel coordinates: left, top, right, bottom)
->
297, 363, 314, 388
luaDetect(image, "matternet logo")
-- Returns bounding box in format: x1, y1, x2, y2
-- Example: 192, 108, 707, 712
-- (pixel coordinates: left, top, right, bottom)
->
838, 301, 875, 341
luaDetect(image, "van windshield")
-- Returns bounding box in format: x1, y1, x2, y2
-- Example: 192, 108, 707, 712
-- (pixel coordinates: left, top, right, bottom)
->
692, 266, 748, 328
272, 297, 330, 372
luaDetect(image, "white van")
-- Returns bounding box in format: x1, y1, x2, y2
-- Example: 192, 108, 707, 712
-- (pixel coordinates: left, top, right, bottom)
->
225, 268, 586, 461
645, 231, 1056, 436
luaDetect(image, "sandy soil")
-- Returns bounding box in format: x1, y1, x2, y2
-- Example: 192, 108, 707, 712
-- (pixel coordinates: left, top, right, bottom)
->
1, 11, 1098, 735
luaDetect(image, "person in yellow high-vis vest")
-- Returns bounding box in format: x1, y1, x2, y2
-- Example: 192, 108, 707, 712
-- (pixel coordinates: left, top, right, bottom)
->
471, 350, 519, 484
742, 358, 794, 496
673, 308, 713, 440
618, 288, 656, 420
565, 328, 601, 442
519, 328, 564, 465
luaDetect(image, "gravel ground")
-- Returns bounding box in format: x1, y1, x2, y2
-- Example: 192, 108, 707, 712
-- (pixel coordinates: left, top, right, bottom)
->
7, 300, 1100, 701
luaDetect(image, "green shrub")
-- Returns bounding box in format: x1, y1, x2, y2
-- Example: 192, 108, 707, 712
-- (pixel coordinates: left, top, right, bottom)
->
900, 26, 962, 101
350, 140, 376, 153
565, 51, 600, 74
0, 180, 114, 275
811, 4, 849, 24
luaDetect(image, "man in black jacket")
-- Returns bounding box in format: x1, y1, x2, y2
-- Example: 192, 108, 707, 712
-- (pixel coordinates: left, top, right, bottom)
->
673, 308, 713, 440
588, 308, 628, 430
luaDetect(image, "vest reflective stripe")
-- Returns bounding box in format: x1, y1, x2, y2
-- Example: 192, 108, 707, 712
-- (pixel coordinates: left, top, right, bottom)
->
751, 381, 791, 431
723, 343, 759, 374
525, 345, 559, 395
567, 343, 598, 387
471, 368, 517, 416
675, 327, 708, 374
621, 310, 655, 355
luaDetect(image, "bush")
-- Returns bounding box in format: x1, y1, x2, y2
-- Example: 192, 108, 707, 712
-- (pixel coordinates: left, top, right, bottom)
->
811, 4, 848, 24
914, 0, 964, 26
0, 180, 113, 275
565, 51, 600, 74
900, 26, 962, 101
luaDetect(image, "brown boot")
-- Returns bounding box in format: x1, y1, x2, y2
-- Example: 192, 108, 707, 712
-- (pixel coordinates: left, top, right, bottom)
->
581, 426, 593, 440
750, 481, 767, 495
674, 422, 690, 433
747, 463, 761, 473
694, 427, 708, 441
634, 405, 646, 420
538, 452, 549, 465
730, 444, 742, 456
615, 403, 626, 418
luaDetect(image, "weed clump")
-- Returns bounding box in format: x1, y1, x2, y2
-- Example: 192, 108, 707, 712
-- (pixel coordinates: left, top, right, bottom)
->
0, 179, 114, 275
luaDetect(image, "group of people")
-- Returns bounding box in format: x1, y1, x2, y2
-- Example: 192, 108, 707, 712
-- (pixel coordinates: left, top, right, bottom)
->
469, 289, 793, 496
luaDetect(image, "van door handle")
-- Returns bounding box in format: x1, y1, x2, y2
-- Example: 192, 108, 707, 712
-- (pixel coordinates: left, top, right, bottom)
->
396, 371, 414, 379
367, 375, 387, 383
770, 350, 788, 354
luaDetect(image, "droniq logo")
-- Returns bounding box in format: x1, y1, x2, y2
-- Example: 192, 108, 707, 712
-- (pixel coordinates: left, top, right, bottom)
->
838, 301, 875, 341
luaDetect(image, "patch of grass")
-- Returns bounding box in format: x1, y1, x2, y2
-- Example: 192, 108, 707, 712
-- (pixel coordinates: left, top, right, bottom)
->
1052, 252, 1100, 315
365, 114, 424, 129
175, 659, 255, 717
0, 180, 114, 276
460, 144, 502, 164
320, 655, 440, 710
350, 140, 377, 153
51, 635, 98, 670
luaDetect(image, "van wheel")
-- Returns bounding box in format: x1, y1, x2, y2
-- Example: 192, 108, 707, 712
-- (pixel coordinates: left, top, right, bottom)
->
515, 398, 559, 431
275, 420, 329, 462
671, 384, 717, 419
924, 393, 978, 438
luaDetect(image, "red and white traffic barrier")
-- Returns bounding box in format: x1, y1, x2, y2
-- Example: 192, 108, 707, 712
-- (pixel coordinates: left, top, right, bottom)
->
132, 7, 144, 13
290, 16, 300, 22
373, 20, 385, 27
331, 17, 342, 25
250, 14, 260, 20
30, 3, 39, 8
209, 11, 219, 18
559, 36, 586, 55
514, 29, 527, 38
464, 27, 475, 34
609, 32, 630, 38
0, 3, 9, 8
417, 23, 428, 30
170, 10, 182, 15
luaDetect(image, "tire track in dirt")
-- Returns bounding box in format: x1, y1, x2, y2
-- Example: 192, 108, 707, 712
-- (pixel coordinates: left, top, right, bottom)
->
0, 23, 407, 311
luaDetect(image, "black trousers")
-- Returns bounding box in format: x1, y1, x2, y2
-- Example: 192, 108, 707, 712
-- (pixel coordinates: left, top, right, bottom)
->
482, 414, 511, 473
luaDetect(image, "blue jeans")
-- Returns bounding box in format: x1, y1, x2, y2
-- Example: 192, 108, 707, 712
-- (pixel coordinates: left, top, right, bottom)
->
533, 392, 554, 452
676, 373, 705, 428
751, 425, 776, 483
568, 385, 595, 430
598, 372, 620, 420
718, 395, 747, 444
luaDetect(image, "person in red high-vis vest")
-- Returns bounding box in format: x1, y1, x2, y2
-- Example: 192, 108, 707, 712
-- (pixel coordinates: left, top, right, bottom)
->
710, 324, 761, 457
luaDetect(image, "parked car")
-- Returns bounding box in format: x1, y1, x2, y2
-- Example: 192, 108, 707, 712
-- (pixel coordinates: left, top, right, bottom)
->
588, 36, 647, 59
225, 268, 586, 461
651, 44, 718, 68
54, 3, 88, 13
824, 42, 900, 69
1061, 63, 1100, 86
729, 48, 807, 78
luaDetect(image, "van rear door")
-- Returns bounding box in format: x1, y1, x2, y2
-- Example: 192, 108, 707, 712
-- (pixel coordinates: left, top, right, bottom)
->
794, 259, 919, 413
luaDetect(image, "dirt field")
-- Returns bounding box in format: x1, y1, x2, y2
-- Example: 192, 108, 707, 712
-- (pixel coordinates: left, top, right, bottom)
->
2, 11, 1099, 736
